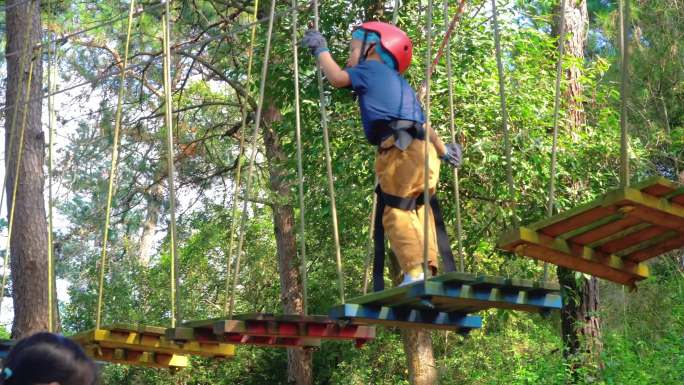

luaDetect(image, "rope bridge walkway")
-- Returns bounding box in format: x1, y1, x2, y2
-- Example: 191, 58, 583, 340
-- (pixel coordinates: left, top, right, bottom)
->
71, 324, 235, 369
167, 314, 375, 349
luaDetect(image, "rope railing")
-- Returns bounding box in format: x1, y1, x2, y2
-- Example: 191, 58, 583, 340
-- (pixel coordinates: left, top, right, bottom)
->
94, 0, 137, 331
228, 0, 278, 318
162, 0, 181, 327
313, 0, 346, 304
491, 0, 518, 229
543, 0, 567, 281
443, 0, 465, 273
291, 0, 309, 315
223, 0, 260, 316
46, 0, 58, 333
423, 0, 434, 282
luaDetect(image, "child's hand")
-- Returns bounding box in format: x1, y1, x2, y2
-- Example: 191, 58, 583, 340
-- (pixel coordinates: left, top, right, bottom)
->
441, 143, 462, 168
301, 30, 328, 57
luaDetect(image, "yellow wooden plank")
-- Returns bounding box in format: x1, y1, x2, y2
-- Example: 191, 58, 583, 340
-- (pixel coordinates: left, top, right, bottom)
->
72, 327, 235, 359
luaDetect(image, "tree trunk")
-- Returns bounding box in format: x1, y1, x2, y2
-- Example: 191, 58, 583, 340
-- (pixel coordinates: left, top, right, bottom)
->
138, 182, 163, 267
554, 0, 602, 377
4, 0, 49, 338
262, 104, 313, 385
389, 255, 438, 385
554, 0, 589, 132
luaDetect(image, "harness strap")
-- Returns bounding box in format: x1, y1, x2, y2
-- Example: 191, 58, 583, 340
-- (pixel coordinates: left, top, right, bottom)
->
372, 185, 457, 292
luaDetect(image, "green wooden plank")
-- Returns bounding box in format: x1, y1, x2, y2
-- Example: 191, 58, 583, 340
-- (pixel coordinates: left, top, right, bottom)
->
585, 223, 652, 249
526, 192, 616, 232
430, 271, 478, 284
614, 230, 680, 258
346, 283, 415, 306
180, 318, 225, 328
663, 187, 684, 201
166, 327, 195, 341
630, 176, 679, 192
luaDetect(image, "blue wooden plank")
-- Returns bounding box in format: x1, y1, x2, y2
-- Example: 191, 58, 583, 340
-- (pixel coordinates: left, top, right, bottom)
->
407, 281, 562, 312
329, 303, 482, 331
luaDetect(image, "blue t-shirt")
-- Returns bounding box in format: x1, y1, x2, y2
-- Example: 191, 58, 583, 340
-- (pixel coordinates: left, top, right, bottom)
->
345, 60, 424, 145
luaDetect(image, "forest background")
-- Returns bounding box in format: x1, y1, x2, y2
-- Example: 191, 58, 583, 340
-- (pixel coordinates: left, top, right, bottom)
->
0, 0, 682, 384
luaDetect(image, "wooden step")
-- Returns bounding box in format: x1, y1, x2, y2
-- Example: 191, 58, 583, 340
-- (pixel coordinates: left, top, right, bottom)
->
498, 177, 684, 286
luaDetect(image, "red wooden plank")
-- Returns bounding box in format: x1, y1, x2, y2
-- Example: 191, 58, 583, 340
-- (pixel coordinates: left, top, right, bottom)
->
277, 322, 298, 336
625, 205, 684, 231
570, 216, 642, 245
599, 225, 670, 254
673, 195, 684, 206
640, 184, 673, 197
541, 206, 617, 237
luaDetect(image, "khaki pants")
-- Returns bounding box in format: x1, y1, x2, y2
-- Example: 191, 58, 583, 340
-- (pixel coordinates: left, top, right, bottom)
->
375, 136, 440, 275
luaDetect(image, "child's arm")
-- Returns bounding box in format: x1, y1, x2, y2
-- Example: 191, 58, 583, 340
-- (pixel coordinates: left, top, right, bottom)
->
317, 52, 351, 88
426, 124, 447, 157
427, 124, 462, 168
301, 30, 350, 88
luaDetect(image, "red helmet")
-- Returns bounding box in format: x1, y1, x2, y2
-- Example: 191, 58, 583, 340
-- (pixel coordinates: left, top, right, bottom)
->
358, 21, 413, 74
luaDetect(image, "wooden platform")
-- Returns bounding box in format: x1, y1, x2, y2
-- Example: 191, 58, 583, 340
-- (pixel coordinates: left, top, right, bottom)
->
499, 177, 684, 286
167, 313, 375, 349
72, 324, 235, 368
329, 272, 559, 330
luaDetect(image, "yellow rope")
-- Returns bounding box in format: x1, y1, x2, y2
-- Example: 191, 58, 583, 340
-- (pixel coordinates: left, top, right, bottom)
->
619, 0, 631, 188
94, 0, 137, 331
47, 0, 58, 332
228, 0, 278, 318
423, 0, 434, 281
162, 0, 181, 327
291, 0, 308, 315
0, 52, 38, 315
0, 2, 33, 320
224, 0, 260, 316
313, 0, 346, 304
443, 0, 465, 272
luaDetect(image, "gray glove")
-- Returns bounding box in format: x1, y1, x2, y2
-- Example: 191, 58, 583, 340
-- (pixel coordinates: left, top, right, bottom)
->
441, 143, 462, 168
301, 29, 328, 56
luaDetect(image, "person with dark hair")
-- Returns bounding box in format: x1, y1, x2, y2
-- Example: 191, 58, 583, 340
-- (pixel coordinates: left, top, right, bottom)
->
1, 332, 97, 385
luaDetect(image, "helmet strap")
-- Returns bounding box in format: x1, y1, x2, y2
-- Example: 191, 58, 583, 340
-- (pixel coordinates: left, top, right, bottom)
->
359, 29, 373, 64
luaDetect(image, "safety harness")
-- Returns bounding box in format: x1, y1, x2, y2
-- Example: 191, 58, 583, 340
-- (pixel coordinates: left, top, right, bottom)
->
372, 120, 457, 292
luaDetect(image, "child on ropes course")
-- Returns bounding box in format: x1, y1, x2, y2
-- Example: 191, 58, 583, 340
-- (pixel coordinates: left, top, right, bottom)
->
1, 332, 98, 385
302, 22, 461, 288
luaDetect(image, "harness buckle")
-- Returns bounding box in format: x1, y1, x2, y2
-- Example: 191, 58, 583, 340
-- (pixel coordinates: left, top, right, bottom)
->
388, 120, 425, 151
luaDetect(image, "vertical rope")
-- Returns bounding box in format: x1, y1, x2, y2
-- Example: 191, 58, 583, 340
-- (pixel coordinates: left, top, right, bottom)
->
443, 0, 465, 273
619, 0, 630, 188
0, 2, 33, 316
543, 0, 567, 282
224, 0, 259, 316
162, 0, 181, 327
423, 0, 434, 282
313, 0, 345, 303
392, 0, 401, 25
0, 52, 37, 315
291, 0, 308, 315
228, 0, 278, 318
362, 176, 378, 294
491, 0, 518, 227
95, 0, 136, 331
46, 0, 58, 332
